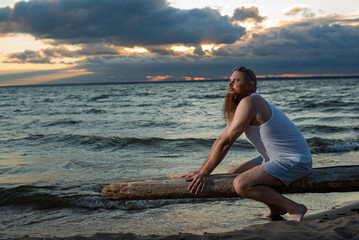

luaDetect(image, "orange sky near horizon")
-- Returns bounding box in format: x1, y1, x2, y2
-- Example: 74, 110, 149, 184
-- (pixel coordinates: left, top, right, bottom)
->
0, 0, 358, 86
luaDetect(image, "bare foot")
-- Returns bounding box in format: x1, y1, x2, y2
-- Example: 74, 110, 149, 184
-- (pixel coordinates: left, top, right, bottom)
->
265, 205, 287, 218
288, 204, 307, 222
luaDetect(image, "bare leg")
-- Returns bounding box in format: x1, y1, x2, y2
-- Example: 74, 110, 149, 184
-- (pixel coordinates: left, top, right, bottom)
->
265, 204, 287, 218
233, 166, 307, 222
227, 161, 257, 174
229, 162, 287, 218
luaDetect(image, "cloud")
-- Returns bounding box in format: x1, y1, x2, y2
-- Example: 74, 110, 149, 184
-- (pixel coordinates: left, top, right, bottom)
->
72, 54, 231, 82
0, 6, 18, 36
213, 18, 359, 74
5, 49, 52, 64
3, 42, 217, 64
0, 6, 11, 21
6, 16, 358, 83
4, 44, 126, 63
1, 1, 358, 85
285, 6, 315, 18
0, 0, 245, 46
73, 17, 359, 81
232, 6, 266, 23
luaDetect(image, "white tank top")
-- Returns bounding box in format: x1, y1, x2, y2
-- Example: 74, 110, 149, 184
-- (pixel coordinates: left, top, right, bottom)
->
244, 93, 312, 165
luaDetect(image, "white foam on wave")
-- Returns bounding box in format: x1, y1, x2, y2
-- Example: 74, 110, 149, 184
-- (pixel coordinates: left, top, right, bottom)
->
68, 195, 239, 210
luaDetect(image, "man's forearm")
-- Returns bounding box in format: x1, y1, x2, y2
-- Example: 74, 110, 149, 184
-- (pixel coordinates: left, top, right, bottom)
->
199, 138, 221, 172
200, 137, 232, 175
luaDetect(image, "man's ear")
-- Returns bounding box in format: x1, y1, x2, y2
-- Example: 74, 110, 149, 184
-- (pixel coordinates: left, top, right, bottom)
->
248, 80, 254, 88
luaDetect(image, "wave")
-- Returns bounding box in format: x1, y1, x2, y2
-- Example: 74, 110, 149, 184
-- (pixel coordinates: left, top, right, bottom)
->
83, 108, 107, 114
88, 94, 111, 102
43, 119, 83, 127
299, 124, 359, 134
5, 133, 359, 154
43, 98, 55, 103
0, 185, 68, 210
188, 93, 223, 99
307, 137, 359, 153
22, 134, 216, 151
173, 101, 194, 108
0, 185, 229, 211
299, 99, 358, 110
17, 133, 253, 152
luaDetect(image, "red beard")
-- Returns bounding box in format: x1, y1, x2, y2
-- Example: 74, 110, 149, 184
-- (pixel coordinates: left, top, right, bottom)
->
223, 93, 240, 122
222, 92, 250, 122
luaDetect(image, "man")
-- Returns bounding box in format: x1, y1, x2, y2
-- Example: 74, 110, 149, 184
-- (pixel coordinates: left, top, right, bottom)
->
181, 67, 312, 222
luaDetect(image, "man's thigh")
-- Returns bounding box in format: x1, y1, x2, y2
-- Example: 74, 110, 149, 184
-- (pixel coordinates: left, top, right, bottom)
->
235, 165, 284, 188
228, 161, 257, 174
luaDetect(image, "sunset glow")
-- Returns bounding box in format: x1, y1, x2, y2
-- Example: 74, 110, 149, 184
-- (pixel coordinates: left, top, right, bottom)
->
146, 75, 175, 81
0, 69, 92, 86
0, 0, 357, 85
184, 77, 212, 81
170, 46, 196, 52
124, 47, 149, 53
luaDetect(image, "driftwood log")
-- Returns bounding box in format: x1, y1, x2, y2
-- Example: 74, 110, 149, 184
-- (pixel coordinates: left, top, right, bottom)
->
102, 165, 359, 200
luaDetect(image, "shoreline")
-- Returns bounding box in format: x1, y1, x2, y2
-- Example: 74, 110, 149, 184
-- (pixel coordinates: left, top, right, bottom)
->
7, 200, 359, 240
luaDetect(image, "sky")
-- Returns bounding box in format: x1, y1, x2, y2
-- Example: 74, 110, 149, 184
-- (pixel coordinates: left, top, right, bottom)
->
0, 0, 358, 86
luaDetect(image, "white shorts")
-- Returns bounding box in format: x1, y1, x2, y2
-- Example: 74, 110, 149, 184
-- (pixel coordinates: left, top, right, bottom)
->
250, 156, 312, 186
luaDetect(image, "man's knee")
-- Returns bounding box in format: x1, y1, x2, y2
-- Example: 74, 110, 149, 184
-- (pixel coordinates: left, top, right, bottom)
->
233, 175, 251, 197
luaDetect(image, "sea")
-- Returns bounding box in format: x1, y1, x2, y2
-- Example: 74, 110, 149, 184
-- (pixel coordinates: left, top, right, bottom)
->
0, 78, 358, 239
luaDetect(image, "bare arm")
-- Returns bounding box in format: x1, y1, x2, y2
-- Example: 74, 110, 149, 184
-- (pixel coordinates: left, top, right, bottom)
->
181, 124, 230, 180
182, 96, 257, 194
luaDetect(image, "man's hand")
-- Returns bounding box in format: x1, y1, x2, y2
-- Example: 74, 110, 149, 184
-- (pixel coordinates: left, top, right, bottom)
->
181, 171, 208, 195
180, 170, 199, 182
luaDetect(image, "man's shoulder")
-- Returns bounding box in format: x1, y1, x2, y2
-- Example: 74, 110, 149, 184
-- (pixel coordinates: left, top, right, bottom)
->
240, 94, 260, 106
238, 94, 267, 114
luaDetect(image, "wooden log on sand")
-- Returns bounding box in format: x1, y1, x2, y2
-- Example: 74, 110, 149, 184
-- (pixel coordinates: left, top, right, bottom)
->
102, 165, 359, 200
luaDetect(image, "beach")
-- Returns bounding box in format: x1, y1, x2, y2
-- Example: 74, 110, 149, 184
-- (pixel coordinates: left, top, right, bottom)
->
7, 200, 359, 240
1, 79, 358, 239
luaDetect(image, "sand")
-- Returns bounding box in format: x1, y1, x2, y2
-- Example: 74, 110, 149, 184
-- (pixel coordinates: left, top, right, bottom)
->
9, 201, 359, 240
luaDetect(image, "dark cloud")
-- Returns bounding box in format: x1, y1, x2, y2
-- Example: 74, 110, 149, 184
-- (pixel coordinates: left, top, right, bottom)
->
71, 18, 359, 81
247, 24, 358, 60
1, 2, 358, 85
0, 6, 11, 21
5, 50, 52, 64
0, 0, 245, 45
213, 20, 359, 74
6, 17, 358, 82
4, 44, 123, 63
73, 54, 232, 82
232, 6, 266, 23
0, 6, 18, 34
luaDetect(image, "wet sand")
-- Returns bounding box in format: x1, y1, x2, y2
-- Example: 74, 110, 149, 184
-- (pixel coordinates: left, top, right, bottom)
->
9, 200, 359, 240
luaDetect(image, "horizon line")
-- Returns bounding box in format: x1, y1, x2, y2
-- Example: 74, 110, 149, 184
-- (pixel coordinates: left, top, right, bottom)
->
1, 73, 359, 88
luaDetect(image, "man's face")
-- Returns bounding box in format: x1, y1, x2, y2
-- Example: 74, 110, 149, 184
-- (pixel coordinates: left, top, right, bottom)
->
228, 71, 250, 95
223, 71, 253, 122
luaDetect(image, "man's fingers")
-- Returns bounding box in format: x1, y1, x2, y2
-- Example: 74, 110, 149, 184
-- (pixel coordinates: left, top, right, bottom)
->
195, 182, 202, 195
200, 181, 206, 193
181, 173, 195, 181
189, 178, 200, 193
185, 176, 193, 180
195, 180, 207, 195
181, 174, 192, 181
188, 177, 197, 191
